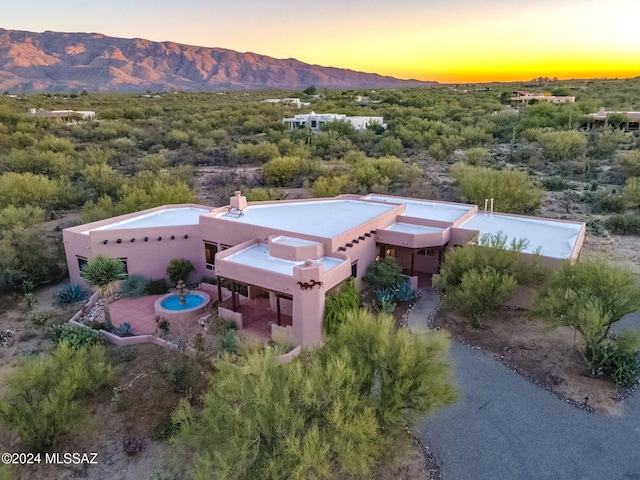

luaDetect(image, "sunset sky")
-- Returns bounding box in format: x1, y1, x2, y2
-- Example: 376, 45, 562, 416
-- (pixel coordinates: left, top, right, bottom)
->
4, 0, 640, 83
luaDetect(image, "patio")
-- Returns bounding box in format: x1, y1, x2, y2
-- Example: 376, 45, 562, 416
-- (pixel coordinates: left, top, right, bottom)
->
100, 291, 289, 341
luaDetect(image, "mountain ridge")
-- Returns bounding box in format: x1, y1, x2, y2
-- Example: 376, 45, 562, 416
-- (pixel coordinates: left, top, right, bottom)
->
0, 28, 437, 93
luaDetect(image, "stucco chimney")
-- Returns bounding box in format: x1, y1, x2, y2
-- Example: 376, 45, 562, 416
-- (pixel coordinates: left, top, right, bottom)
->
230, 191, 247, 210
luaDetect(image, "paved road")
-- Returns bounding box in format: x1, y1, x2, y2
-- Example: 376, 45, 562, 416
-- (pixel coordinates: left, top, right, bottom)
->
416, 341, 640, 480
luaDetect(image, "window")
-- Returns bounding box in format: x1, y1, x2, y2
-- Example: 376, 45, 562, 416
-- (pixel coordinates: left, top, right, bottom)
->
77, 257, 87, 273
204, 243, 218, 270
351, 261, 358, 278
311, 120, 317, 128
119, 259, 128, 276
417, 248, 436, 257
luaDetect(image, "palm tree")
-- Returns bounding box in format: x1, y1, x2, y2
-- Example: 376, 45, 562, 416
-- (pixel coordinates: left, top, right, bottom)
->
81, 255, 125, 331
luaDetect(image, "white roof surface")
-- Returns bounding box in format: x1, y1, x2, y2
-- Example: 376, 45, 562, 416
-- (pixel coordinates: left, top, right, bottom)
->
461, 213, 583, 259
271, 236, 321, 247
365, 195, 473, 222
224, 243, 344, 275
217, 200, 397, 237
385, 223, 446, 234
90, 207, 210, 232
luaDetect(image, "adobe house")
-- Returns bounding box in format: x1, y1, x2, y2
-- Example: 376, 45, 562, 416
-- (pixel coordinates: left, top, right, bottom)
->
63, 193, 585, 347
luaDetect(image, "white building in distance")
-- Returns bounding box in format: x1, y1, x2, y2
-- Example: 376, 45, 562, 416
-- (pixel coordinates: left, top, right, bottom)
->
283, 112, 386, 132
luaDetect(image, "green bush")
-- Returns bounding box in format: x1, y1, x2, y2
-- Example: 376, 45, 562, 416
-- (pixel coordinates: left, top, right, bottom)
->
219, 330, 239, 353
447, 268, 517, 328
121, 274, 148, 297
605, 213, 640, 235
535, 259, 640, 380
167, 259, 195, 285
145, 278, 168, 295
0, 343, 112, 452
450, 163, 544, 214
47, 323, 105, 349
53, 283, 91, 306
324, 278, 360, 336
29, 310, 54, 325
363, 257, 403, 291
541, 176, 569, 191
599, 333, 640, 388
172, 309, 457, 480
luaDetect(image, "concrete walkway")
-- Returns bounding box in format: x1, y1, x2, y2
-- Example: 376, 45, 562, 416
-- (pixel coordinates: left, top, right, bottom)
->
409, 290, 640, 480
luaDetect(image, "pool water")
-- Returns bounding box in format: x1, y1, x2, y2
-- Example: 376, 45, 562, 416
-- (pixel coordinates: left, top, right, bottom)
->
160, 294, 205, 311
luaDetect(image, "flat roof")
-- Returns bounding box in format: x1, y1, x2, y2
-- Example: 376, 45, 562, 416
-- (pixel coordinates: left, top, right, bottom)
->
460, 213, 583, 259
271, 236, 320, 247
224, 243, 343, 276
385, 223, 445, 234
365, 195, 473, 223
90, 207, 210, 232
216, 200, 397, 238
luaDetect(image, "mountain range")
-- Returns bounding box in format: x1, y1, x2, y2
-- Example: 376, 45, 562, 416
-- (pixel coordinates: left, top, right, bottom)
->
0, 28, 436, 93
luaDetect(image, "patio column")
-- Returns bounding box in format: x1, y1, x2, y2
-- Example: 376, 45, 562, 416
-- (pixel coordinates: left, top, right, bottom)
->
292, 260, 325, 346
231, 282, 237, 311
217, 278, 222, 306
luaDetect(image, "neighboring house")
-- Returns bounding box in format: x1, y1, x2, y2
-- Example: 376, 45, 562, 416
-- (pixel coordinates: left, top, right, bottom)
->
510, 91, 575, 105
584, 107, 640, 132
29, 108, 96, 121
283, 112, 386, 131
262, 98, 310, 108
63, 193, 585, 347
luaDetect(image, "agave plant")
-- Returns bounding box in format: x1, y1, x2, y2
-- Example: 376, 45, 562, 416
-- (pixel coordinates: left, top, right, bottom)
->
394, 280, 414, 303
118, 322, 133, 337
53, 283, 91, 306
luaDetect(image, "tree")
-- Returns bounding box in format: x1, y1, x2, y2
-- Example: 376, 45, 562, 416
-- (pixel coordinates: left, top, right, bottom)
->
536, 130, 587, 162
0, 343, 112, 452
534, 259, 640, 378
80, 255, 126, 331
302, 85, 317, 96
450, 163, 544, 214
173, 309, 456, 479
167, 258, 195, 285
437, 232, 541, 327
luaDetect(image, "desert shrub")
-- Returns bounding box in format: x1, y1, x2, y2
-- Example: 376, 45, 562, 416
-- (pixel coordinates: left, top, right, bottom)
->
536, 130, 587, 162
541, 176, 569, 191
437, 232, 543, 326
107, 345, 138, 364
121, 274, 148, 297
0, 343, 112, 452
53, 283, 91, 306
447, 268, 517, 328
219, 330, 239, 353
207, 316, 238, 335
586, 192, 626, 214
0, 205, 45, 229
324, 278, 360, 336
122, 434, 145, 456
172, 309, 456, 480
363, 257, 403, 291
167, 259, 195, 285
599, 333, 640, 388
154, 351, 196, 393
604, 213, 640, 235
617, 150, 640, 178
450, 163, 544, 214
439, 232, 542, 290
47, 323, 104, 349
462, 147, 492, 166
28, 310, 53, 325
146, 278, 168, 295
535, 259, 640, 380
262, 155, 304, 187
